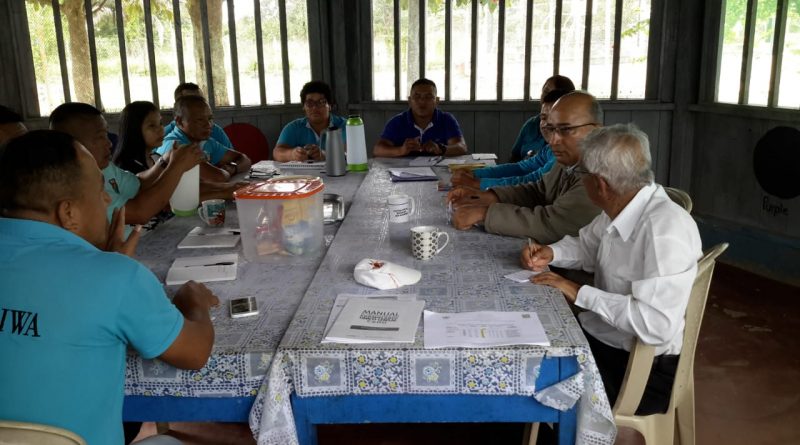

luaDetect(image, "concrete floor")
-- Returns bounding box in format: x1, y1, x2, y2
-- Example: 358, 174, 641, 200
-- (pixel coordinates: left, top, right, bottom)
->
134, 263, 800, 445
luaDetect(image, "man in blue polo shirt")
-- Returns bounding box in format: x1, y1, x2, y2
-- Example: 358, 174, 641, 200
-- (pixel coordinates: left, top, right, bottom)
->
373, 78, 468, 157
156, 95, 251, 183
0, 130, 218, 445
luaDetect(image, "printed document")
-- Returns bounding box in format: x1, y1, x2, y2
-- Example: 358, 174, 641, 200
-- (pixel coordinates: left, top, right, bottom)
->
323, 294, 419, 339
423, 310, 550, 348
324, 298, 425, 344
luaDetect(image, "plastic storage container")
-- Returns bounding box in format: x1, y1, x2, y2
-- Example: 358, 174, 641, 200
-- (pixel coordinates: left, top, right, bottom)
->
234, 177, 325, 261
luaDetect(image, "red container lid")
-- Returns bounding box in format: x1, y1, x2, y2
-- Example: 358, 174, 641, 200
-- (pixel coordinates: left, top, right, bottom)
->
234, 176, 325, 200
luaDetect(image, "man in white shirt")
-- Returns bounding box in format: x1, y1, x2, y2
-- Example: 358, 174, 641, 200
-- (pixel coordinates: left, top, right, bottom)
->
521, 123, 702, 414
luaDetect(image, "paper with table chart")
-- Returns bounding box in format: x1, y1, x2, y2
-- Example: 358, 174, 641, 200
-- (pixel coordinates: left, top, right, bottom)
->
323, 297, 425, 344
165, 253, 238, 285
388, 167, 438, 182
423, 310, 550, 348
177, 226, 241, 249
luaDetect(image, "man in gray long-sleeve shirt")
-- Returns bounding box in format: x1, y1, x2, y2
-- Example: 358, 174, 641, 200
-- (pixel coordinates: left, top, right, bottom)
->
447, 91, 602, 243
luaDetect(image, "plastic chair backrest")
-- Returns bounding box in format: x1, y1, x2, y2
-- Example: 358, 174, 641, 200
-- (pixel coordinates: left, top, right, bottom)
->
223, 122, 270, 163
664, 187, 693, 213
613, 243, 728, 445
0, 420, 86, 445
669, 243, 728, 409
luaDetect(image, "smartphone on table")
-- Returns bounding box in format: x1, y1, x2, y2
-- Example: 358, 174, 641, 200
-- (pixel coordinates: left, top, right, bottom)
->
229, 296, 259, 318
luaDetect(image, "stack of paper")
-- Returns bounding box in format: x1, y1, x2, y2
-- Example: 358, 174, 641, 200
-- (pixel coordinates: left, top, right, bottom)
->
177, 227, 240, 249
280, 160, 326, 169
323, 295, 425, 344
472, 153, 498, 160
388, 167, 438, 182
165, 253, 238, 285
249, 160, 280, 179
423, 310, 550, 348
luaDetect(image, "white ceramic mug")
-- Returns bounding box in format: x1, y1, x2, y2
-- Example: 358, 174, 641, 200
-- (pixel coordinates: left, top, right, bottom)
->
388, 193, 415, 223
410, 225, 449, 260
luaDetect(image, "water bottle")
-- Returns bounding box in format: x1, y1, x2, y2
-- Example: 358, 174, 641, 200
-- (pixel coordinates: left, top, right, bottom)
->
322, 126, 347, 176
169, 164, 199, 216
345, 115, 368, 172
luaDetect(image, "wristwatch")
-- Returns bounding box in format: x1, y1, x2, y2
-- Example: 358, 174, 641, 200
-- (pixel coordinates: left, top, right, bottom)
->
225, 161, 238, 175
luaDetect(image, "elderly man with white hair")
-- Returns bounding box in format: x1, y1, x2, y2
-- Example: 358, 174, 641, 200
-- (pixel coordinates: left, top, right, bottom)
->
521, 123, 702, 415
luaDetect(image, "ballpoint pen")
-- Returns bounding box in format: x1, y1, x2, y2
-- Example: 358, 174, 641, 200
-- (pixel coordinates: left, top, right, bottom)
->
528, 238, 535, 263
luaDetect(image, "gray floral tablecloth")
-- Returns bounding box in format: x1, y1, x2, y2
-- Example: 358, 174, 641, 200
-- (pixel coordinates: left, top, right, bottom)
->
124, 170, 366, 400
250, 160, 617, 445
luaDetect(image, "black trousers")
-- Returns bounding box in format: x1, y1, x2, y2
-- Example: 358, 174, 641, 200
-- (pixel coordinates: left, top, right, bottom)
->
584, 331, 679, 415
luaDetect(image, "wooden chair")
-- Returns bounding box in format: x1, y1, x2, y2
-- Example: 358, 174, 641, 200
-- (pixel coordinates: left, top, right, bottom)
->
664, 187, 693, 214
223, 122, 270, 163
613, 242, 728, 445
0, 420, 86, 445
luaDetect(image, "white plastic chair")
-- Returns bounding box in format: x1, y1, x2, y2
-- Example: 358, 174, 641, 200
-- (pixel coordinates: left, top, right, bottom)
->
0, 420, 86, 445
613, 243, 728, 445
664, 187, 693, 214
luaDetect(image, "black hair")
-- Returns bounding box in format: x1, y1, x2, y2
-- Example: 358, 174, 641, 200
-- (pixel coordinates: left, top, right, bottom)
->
114, 101, 159, 174
0, 130, 82, 215
541, 75, 576, 101
410, 78, 437, 93
173, 95, 209, 119
0, 105, 23, 124
542, 88, 572, 105
174, 82, 201, 101
300, 81, 333, 105
49, 102, 102, 130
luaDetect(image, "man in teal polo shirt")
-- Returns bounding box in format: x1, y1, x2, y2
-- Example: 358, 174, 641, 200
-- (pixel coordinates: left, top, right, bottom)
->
157, 95, 251, 183
0, 130, 218, 444
49, 102, 204, 226
273, 80, 347, 162
164, 82, 232, 148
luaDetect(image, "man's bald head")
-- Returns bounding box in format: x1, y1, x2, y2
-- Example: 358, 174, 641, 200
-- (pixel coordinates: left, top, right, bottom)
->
545, 91, 603, 167
551, 91, 603, 124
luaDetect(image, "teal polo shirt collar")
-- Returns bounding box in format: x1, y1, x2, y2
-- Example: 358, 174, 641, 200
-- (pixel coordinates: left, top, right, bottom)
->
0, 217, 98, 252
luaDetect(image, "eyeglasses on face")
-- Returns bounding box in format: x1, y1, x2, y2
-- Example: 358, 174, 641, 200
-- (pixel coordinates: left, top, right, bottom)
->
304, 99, 328, 109
410, 93, 437, 102
541, 122, 598, 137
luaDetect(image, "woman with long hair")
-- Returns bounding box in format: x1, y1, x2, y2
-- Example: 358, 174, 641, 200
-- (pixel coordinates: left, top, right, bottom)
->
114, 101, 164, 174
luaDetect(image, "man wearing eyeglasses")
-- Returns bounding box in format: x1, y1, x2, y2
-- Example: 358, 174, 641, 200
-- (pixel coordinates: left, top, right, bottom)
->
447, 91, 601, 243
273, 81, 347, 162
373, 78, 468, 157
521, 124, 702, 415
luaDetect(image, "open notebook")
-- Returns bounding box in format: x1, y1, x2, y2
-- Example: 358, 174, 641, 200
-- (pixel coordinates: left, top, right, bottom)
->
165, 253, 238, 285
388, 167, 438, 182
177, 227, 241, 249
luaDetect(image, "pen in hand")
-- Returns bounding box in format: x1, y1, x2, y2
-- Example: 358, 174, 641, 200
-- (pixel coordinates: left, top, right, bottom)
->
527, 238, 535, 265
